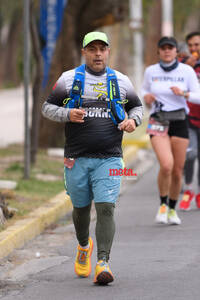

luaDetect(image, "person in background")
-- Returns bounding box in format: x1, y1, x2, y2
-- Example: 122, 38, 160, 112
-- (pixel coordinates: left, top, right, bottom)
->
178, 32, 200, 211
141, 36, 200, 225
42, 31, 143, 285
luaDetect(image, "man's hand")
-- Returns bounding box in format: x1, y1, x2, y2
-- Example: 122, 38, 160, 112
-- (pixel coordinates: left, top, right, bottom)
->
69, 108, 86, 123
118, 119, 136, 133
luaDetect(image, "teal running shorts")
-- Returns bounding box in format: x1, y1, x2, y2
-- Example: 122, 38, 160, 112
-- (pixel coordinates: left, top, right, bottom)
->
64, 157, 123, 208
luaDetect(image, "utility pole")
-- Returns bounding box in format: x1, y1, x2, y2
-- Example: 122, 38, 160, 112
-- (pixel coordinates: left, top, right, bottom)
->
161, 0, 173, 36
23, 0, 30, 179
129, 0, 143, 96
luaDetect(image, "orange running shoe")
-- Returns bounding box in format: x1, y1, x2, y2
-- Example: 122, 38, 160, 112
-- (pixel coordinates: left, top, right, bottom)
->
94, 260, 114, 285
74, 237, 93, 278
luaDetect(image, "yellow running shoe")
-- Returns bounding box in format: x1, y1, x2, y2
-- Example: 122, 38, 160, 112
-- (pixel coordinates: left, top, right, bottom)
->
93, 260, 114, 285
74, 237, 93, 278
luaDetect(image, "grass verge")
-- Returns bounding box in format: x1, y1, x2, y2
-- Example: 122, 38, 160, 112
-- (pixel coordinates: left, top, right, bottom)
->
0, 144, 64, 230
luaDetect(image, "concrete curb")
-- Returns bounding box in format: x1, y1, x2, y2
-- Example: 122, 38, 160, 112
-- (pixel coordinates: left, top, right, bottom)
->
0, 192, 72, 259
0, 134, 150, 260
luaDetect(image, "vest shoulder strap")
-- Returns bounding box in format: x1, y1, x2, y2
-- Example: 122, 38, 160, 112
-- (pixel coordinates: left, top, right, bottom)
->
106, 67, 120, 100
70, 64, 85, 107
106, 67, 125, 125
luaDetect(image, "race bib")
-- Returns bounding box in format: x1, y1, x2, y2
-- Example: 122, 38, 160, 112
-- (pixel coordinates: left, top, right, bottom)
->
146, 117, 169, 136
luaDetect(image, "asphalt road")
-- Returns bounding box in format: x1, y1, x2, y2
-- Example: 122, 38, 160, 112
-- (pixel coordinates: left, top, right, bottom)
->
0, 150, 200, 300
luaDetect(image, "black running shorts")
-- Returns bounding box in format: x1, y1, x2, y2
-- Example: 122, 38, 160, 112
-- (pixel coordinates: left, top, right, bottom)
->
150, 118, 189, 139
168, 118, 189, 138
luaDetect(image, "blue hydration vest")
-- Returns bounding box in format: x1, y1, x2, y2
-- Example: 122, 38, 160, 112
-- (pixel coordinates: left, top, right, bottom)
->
64, 64, 126, 125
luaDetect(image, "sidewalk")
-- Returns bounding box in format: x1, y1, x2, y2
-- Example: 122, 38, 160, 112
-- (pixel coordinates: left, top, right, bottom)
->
0, 134, 150, 260
0, 87, 32, 147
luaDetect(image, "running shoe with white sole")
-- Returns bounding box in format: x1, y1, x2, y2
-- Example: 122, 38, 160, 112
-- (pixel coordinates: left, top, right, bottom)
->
179, 190, 195, 211
155, 204, 168, 224
168, 209, 181, 225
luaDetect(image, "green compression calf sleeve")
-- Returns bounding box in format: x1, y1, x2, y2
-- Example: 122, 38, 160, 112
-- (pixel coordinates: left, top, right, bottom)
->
95, 202, 115, 262
72, 204, 91, 247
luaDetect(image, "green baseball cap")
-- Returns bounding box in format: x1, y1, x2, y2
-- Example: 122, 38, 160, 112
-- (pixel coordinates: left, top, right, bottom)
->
83, 31, 109, 48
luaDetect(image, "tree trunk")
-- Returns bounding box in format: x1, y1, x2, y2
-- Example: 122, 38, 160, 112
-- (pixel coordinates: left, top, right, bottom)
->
30, 1, 43, 164
144, 0, 162, 66
0, 10, 22, 87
